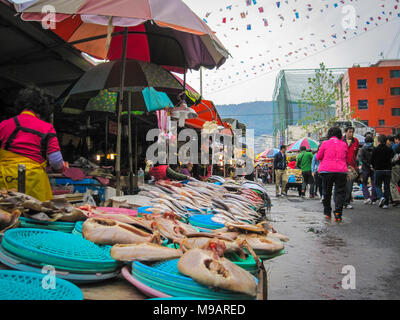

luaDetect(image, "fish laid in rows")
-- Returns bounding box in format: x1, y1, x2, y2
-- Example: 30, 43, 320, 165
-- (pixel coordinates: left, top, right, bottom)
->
150, 213, 198, 240
177, 242, 257, 297
0, 208, 20, 232
110, 243, 182, 262
177, 233, 244, 256
82, 218, 161, 245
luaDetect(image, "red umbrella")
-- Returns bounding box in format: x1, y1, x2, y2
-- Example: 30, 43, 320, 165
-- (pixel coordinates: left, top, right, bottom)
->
14, 0, 230, 195
17, 0, 229, 72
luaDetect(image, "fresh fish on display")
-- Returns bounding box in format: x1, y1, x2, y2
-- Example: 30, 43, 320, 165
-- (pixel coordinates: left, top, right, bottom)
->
110, 243, 182, 262
82, 218, 161, 245
177, 245, 257, 297
151, 214, 198, 240
0, 208, 20, 232
237, 234, 284, 255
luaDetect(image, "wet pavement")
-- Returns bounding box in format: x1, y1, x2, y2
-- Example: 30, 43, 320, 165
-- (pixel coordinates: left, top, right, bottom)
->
263, 185, 400, 300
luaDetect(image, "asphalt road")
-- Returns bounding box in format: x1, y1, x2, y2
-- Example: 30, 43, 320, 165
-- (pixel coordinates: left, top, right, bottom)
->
263, 185, 400, 300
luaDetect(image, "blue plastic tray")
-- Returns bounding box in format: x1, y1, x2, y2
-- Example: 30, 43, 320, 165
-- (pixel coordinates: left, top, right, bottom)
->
132, 260, 256, 300
0, 271, 83, 300
0, 246, 118, 283
188, 215, 225, 230
19, 217, 76, 233
2, 228, 118, 272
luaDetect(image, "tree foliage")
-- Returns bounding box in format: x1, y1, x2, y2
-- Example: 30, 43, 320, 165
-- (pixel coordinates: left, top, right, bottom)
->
298, 63, 354, 137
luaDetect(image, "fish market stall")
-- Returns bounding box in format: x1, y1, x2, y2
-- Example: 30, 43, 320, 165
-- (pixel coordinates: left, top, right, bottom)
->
0, 177, 287, 300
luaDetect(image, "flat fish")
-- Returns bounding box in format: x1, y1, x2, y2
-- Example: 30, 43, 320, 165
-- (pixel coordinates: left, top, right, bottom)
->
82, 218, 158, 245
177, 248, 257, 297
110, 243, 182, 262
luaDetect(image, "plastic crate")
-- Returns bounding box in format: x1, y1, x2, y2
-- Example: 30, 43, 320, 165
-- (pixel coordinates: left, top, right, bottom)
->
50, 178, 106, 202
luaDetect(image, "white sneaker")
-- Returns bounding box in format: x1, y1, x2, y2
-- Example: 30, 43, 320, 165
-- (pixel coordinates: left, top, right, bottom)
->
345, 205, 353, 209
364, 199, 372, 205
382, 205, 389, 209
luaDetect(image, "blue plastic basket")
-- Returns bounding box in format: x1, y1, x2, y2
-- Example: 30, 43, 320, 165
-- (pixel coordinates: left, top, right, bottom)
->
72, 221, 84, 236
2, 228, 118, 272
0, 271, 83, 300
19, 217, 76, 233
188, 215, 225, 230
0, 246, 118, 283
132, 260, 256, 300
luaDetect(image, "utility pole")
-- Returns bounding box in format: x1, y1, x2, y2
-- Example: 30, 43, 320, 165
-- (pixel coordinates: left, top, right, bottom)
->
200, 67, 203, 97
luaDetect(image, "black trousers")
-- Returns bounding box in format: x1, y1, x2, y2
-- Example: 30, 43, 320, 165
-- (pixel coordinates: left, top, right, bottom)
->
374, 170, 392, 205
302, 171, 315, 196
321, 173, 347, 217
313, 172, 324, 196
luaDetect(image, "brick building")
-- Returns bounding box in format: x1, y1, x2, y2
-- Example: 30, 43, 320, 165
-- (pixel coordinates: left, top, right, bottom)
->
336, 60, 400, 135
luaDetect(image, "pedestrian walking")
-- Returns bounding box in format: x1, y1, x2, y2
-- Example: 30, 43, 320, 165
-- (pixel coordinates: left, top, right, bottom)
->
390, 134, 400, 207
342, 126, 359, 209
358, 135, 377, 205
316, 127, 348, 222
274, 145, 288, 197
371, 135, 394, 209
296, 146, 315, 198
312, 145, 324, 200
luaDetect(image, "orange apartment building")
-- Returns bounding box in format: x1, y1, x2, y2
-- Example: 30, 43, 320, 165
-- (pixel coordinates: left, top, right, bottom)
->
336, 60, 400, 135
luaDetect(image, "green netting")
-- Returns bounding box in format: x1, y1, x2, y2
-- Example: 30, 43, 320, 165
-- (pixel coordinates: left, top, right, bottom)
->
272, 68, 348, 145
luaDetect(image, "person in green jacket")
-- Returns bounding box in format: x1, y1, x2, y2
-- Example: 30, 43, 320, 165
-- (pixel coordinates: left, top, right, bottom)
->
296, 146, 315, 198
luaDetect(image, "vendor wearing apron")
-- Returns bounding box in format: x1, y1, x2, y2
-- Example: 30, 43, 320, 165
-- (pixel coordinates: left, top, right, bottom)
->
0, 87, 65, 201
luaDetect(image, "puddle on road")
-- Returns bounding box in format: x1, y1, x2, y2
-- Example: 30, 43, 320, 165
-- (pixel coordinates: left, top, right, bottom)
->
320, 235, 347, 248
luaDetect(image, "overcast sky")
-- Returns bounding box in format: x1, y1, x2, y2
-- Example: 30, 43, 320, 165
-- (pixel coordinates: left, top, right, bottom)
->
182, 0, 400, 105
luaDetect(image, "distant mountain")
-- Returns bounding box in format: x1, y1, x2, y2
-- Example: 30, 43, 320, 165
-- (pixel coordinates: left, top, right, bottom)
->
215, 101, 274, 137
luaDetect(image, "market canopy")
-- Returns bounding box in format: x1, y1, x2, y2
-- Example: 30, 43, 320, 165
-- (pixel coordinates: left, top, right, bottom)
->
256, 148, 279, 160
0, 1, 93, 99
185, 100, 229, 133
13, 0, 230, 72
287, 137, 318, 152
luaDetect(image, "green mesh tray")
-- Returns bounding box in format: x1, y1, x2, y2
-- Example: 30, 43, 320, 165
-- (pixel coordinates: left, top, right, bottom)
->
256, 248, 286, 260
0, 271, 83, 300
2, 228, 119, 272
19, 217, 75, 233
166, 244, 258, 273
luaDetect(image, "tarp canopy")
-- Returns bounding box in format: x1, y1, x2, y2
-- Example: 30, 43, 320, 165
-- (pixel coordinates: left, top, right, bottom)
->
185, 100, 231, 134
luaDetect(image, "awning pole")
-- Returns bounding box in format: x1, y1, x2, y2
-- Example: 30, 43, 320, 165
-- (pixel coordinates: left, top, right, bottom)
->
128, 92, 134, 194
116, 27, 128, 196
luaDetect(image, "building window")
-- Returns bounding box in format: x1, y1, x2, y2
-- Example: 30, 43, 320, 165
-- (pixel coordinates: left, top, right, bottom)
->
392, 108, 400, 116
360, 120, 369, 126
378, 99, 384, 106
357, 79, 367, 89
377, 78, 383, 84
391, 87, 400, 96
390, 70, 400, 78
358, 100, 368, 110
379, 120, 385, 126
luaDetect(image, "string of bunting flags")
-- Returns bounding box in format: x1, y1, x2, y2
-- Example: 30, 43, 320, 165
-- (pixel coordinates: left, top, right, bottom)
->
193, 0, 400, 95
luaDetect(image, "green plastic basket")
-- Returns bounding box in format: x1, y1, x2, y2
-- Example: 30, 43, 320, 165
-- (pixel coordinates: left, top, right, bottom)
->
2, 228, 119, 272
166, 244, 258, 274
19, 217, 76, 233
0, 270, 83, 300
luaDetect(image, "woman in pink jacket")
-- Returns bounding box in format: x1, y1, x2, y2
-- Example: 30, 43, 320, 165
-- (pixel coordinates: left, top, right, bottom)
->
316, 127, 348, 222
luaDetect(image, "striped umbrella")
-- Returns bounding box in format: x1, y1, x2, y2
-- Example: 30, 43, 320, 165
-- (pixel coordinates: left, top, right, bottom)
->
287, 138, 318, 152
12, 0, 229, 72
255, 148, 279, 160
